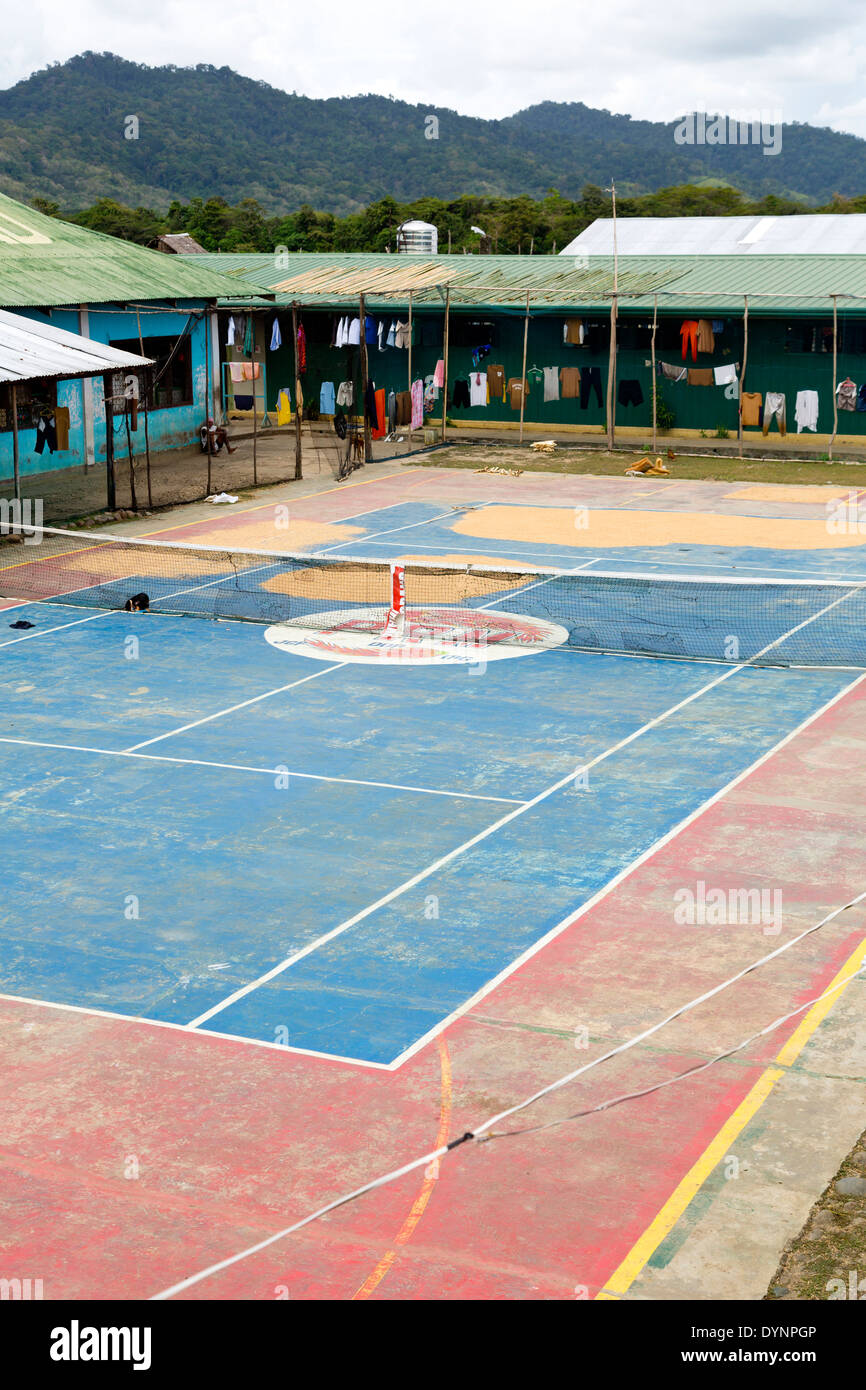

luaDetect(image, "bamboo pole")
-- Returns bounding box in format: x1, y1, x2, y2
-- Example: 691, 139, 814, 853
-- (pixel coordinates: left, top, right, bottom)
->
441, 287, 451, 443
829, 295, 839, 460
518, 290, 530, 444
359, 293, 372, 463
124, 401, 137, 512
251, 313, 259, 486
292, 302, 303, 480
104, 378, 116, 511
407, 290, 413, 449
738, 296, 749, 458
11, 383, 19, 503
203, 309, 213, 497
135, 307, 152, 509
650, 293, 658, 456
606, 295, 618, 451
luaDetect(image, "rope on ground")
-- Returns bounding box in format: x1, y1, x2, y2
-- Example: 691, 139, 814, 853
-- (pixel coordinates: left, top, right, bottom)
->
150, 889, 866, 1300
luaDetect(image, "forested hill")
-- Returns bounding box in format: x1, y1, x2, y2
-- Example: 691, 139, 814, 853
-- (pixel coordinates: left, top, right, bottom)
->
2, 51, 866, 214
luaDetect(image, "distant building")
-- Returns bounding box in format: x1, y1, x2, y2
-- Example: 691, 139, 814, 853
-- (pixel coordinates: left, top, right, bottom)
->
156, 232, 207, 255
396, 221, 438, 255
561, 214, 866, 257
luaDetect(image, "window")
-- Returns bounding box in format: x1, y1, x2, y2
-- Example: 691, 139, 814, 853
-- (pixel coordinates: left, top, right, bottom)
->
0, 378, 57, 432
110, 335, 192, 409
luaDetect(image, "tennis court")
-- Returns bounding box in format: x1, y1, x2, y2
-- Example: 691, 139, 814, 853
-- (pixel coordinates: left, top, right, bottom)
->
2, 465, 866, 1299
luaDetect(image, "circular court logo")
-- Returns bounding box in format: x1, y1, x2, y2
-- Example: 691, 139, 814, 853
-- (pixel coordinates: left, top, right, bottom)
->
264, 606, 569, 666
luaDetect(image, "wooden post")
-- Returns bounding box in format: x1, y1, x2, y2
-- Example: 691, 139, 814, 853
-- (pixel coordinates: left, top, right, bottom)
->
441, 288, 451, 443
605, 295, 618, 451
204, 308, 214, 496
359, 293, 372, 463
650, 293, 658, 456
124, 402, 137, 511
10, 383, 20, 502
104, 378, 116, 511
407, 290, 413, 449
829, 295, 839, 460
518, 290, 530, 444
135, 308, 152, 509
292, 302, 303, 480
738, 296, 749, 458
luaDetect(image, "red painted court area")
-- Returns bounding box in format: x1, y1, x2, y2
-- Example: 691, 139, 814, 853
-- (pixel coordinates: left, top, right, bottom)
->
2, 467, 866, 1300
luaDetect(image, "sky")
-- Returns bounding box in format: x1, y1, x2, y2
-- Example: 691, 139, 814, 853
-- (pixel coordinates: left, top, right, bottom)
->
5, 0, 866, 139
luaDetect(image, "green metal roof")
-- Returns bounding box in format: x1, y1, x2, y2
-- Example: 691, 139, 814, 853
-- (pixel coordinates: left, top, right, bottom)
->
0, 194, 266, 308
191, 250, 866, 316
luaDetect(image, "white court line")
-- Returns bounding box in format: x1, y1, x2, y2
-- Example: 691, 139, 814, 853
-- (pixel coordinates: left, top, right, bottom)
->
185, 656, 754, 1031
2, 668, 863, 1072
0, 990, 393, 1071
0, 735, 524, 805
315, 503, 489, 554
390, 667, 866, 1067
344, 538, 866, 582
123, 662, 346, 753
188, 573, 866, 1033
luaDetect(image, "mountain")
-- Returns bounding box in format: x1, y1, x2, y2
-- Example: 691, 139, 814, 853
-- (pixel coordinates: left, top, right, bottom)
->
0, 52, 863, 215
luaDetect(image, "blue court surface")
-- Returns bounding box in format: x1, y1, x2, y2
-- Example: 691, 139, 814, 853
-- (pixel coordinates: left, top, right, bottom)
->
0, 496, 863, 1067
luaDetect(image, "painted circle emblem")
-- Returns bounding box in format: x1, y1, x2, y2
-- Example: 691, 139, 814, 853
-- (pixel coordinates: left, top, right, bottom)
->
264, 606, 569, 665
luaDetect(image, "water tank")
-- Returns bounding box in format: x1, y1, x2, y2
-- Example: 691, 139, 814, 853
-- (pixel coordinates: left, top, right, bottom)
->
396, 220, 438, 255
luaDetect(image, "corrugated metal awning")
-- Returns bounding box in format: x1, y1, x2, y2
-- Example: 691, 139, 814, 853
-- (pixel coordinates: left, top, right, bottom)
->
0, 308, 152, 384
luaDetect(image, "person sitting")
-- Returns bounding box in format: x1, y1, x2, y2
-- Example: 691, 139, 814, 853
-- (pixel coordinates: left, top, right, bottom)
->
199, 418, 236, 454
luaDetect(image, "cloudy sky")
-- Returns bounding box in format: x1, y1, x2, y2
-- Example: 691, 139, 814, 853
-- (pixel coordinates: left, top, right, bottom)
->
5, 0, 866, 137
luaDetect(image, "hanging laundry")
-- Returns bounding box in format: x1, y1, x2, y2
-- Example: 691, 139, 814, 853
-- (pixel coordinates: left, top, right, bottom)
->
452, 379, 471, 409
543, 366, 560, 402
696, 320, 715, 354
276, 389, 292, 426
617, 379, 644, 407
232, 313, 246, 345
234, 395, 253, 411
336, 380, 354, 407
243, 315, 254, 355
579, 367, 603, 409
469, 372, 487, 407
857, 384, 866, 412
526, 366, 544, 394
433, 359, 445, 388
679, 321, 699, 362
560, 367, 581, 400
687, 368, 714, 386
740, 392, 763, 427
241, 362, 260, 380
386, 322, 397, 349
486, 364, 506, 401
713, 363, 738, 386
377, 321, 387, 352
423, 376, 438, 414
364, 379, 378, 424
372, 388, 386, 440
410, 379, 424, 430
506, 377, 528, 410
564, 318, 584, 345
660, 361, 688, 382
364, 315, 377, 346
762, 392, 786, 437
227, 317, 235, 348
795, 390, 819, 433
388, 391, 397, 431
54, 407, 70, 451
34, 417, 57, 454
394, 321, 411, 349
395, 391, 412, 426
319, 381, 336, 415
836, 378, 857, 411
347, 317, 361, 345
229, 362, 245, 382
270, 318, 282, 351
297, 323, 307, 373
711, 320, 725, 334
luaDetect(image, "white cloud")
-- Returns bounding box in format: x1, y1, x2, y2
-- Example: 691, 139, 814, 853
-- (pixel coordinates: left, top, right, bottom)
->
1, 0, 866, 141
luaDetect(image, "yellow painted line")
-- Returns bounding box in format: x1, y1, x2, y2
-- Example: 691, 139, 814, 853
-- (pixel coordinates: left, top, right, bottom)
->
775, 934, 866, 1066
596, 932, 866, 1300
352, 1037, 452, 1300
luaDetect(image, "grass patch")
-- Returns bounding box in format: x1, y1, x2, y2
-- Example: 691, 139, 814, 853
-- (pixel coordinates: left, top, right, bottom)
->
420, 445, 866, 488
766, 1127, 866, 1301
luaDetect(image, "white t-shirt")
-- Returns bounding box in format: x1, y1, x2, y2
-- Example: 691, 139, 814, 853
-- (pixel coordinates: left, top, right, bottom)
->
469, 371, 487, 406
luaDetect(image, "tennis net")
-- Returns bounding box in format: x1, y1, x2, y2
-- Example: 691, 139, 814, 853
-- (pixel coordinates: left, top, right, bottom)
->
1, 524, 865, 668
